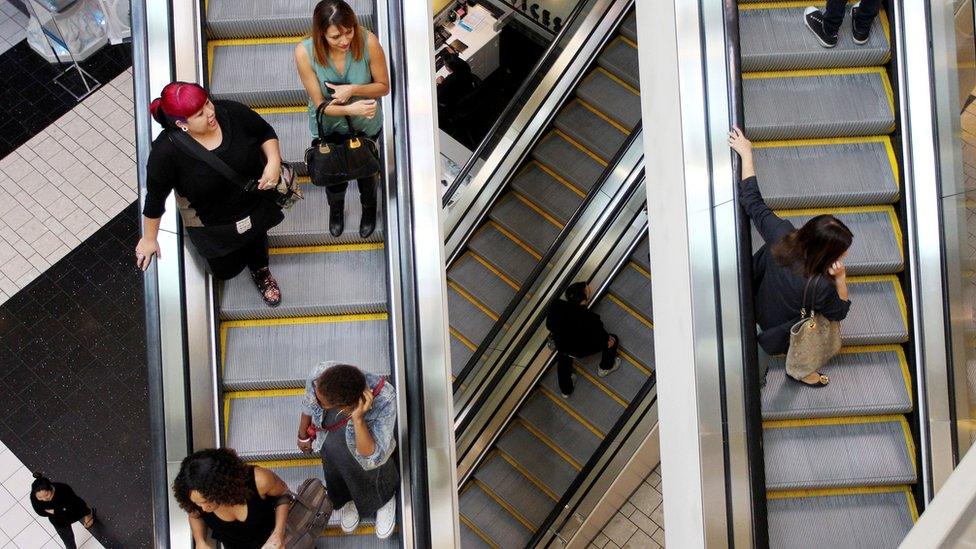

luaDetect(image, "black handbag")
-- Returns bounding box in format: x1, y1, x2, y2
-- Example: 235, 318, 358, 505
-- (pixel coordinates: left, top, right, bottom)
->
168, 130, 303, 210
305, 103, 381, 188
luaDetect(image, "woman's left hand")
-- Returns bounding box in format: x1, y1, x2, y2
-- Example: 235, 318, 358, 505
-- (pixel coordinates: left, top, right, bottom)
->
258, 163, 281, 191
351, 388, 374, 421
728, 127, 752, 156
261, 533, 285, 549
326, 83, 356, 104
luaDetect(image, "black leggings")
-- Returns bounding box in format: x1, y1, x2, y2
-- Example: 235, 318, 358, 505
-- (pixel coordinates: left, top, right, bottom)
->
206, 233, 270, 280
54, 523, 77, 549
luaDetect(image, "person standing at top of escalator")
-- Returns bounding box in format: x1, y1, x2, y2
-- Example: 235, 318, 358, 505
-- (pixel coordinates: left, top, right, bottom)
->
30, 473, 95, 549
136, 82, 286, 307
295, 0, 390, 239
728, 127, 853, 387
297, 361, 399, 540
803, 0, 882, 48
545, 282, 621, 398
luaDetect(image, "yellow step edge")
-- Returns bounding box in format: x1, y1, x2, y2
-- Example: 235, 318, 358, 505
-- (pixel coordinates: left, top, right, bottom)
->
450, 327, 478, 351
322, 524, 375, 536
607, 294, 653, 329
762, 412, 907, 429
253, 106, 308, 115
774, 205, 904, 259
511, 192, 565, 229
486, 220, 543, 260
466, 252, 521, 291
619, 349, 652, 376
617, 34, 638, 50
459, 513, 501, 549
766, 484, 913, 500
532, 160, 587, 198
493, 450, 560, 501
574, 98, 631, 135
629, 260, 652, 279
593, 66, 641, 97
222, 312, 388, 330
538, 387, 606, 439
225, 388, 305, 400
248, 458, 320, 469
269, 242, 384, 255
471, 478, 537, 532
551, 128, 609, 167
448, 280, 500, 322
573, 364, 628, 408
515, 418, 583, 470
209, 36, 306, 47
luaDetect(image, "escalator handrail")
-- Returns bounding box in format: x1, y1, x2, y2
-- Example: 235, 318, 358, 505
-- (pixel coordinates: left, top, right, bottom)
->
452, 122, 644, 395
440, 0, 597, 208
724, 0, 769, 545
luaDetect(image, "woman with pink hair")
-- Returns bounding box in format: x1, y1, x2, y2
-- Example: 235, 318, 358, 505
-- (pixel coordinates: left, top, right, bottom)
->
135, 82, 286, 306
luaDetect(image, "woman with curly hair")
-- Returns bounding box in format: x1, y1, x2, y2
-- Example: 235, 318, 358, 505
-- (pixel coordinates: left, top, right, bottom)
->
173, 448, 291, 548
297, 361, 398, 539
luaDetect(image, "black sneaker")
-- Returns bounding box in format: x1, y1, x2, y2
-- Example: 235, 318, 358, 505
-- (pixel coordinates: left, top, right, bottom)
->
804, 7, 837, 48
851, 2, 870, 45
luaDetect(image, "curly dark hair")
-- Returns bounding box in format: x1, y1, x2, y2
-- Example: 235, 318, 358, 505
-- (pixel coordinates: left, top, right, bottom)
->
172, 448, 254, 514
315, 363, 367, 409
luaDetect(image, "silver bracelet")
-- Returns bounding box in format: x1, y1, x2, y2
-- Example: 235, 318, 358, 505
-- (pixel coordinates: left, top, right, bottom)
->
297, 436, 311, 443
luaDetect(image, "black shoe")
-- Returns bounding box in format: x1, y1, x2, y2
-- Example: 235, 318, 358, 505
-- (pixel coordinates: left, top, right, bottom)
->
851, 3, 870, 45
329, 206, 344, 237
804, 7, 837, 48
359, 206, 376, 238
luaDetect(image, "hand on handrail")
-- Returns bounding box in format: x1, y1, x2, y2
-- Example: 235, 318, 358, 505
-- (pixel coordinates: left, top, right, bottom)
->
728, 126, 756, 180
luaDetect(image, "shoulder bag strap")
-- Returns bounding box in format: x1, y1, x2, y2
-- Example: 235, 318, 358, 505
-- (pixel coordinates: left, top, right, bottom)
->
167, 129, 251, 191
799, 275, 822, 318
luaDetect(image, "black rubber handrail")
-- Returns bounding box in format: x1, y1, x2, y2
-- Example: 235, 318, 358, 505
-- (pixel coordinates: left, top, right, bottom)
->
440, 0, 600, 208
452, 122, 643, 396
724, 0, 769, 546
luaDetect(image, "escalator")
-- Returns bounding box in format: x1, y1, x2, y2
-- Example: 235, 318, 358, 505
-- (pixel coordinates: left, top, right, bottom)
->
204, 0, 396, 545
447, 8, 640, 388
736, 1, 917, 545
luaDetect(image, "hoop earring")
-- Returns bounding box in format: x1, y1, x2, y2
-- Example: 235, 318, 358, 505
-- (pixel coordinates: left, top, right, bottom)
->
180, 126, 188, 132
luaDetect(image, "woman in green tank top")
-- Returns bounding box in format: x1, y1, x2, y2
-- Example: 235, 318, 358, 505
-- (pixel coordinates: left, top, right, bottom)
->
295, 0, 389, 238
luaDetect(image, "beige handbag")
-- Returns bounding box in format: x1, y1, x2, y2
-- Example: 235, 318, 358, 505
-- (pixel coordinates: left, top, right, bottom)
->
785, 276, 842, 381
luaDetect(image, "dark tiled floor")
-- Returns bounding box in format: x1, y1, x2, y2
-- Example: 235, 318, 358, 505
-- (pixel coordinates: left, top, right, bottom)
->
0, 40, 132, 159
0, 203, 150, 548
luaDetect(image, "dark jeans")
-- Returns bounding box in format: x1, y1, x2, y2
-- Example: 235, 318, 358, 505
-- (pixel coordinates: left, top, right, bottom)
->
823, 0, 882, 36
205, 232, 270, 280
556, 333, 619, 395
326, 175, 378, 212
54, 523, 77, 549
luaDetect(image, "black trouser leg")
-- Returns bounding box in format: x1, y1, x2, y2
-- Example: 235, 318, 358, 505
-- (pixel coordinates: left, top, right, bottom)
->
358, 176, 377, 209
556, 353, 575, 395
245, 233, 270, 272
322, 453, 353, 509
54, 524, 77, 549
599, 333, 620, 371
822, 0, 849, 35
326, 182, 349, 209
851, 0, 882, 31
205, 233, 271, 280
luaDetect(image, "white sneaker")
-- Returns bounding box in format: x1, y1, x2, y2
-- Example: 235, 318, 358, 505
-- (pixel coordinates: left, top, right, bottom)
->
598, 357, 621, 378
339, 501, 360, 533
375, 496, 397, 539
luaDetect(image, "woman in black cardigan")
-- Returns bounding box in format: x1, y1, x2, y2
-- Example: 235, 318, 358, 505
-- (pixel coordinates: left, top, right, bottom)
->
729, 127, 853, 386
30, 473, 94, 549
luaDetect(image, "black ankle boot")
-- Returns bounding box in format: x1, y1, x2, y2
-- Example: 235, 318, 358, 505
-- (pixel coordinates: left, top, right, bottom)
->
359, 206, 376, 238
329, 205, 344, 237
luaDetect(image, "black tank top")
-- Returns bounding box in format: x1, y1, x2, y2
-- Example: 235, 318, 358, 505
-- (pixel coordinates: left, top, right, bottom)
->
200, 467, 277, 549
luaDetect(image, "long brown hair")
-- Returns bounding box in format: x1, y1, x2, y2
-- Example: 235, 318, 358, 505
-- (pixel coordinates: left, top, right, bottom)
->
312, 0, 364, 68
772, 214, 853, 278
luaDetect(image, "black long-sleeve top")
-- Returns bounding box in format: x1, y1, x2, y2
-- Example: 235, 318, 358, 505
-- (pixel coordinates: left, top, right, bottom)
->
740, 176, 851, 355
31, 483, 90, 528
546, 299, 609, 356
143, 100, 277, 225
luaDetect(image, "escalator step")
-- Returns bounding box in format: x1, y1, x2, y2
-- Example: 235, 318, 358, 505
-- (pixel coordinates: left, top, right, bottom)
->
619, 11, 639, 43
532, 133, 606, 192
488, 194, 561, 255
314, 536, 397, 548
209, 41, 306, 107
598, 37, 640, 90
753, 139, 898, 209
743, 70, 894, 141
539, 369, 624, 435
517, 391, 602, 466
608, 263, 653, 323
761, 347, 912, 420
474, 454, 556, 529
496, 422, 578, 496
459, 522, 495, 549
753, 208, 903, 276
261, 110, 313, 173
226, 394, 307, 461
467, 224, 539, 285
740, 5, 889, 72
459, 483, 533, 548
447, 286, 496, 350
841, 277, 909, 346
593, 298, 655, 371
222, 314, 390, 391
576, 69, 641, 131
631, 236, 651, 274
267, 462, 322, 493
763, 417, 916, 490
509, 162, 585, 225
555, 100, 630, 161
767, 489, 915, 549
448, 254, 517, 315
269, 183, 385, 247
576, 353, 649, 402
219, 246, 388, 320
206, 0, 375, 39
450, 334, 476, 377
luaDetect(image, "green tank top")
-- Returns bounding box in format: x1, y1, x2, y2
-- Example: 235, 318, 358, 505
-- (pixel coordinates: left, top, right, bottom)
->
303, 30, 383, 139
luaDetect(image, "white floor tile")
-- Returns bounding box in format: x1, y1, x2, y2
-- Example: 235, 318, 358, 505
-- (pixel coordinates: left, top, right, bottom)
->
40, 539, 61, 549
0, 503, 31, 539
0, 452, 21, 484
1, 468, 33, 503
10, 520, 51, 549
0, 488, 16, 516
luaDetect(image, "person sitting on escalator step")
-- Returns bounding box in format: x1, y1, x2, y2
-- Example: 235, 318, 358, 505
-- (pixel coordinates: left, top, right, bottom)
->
545, 282, 621, 398
804, 0, 882, 48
